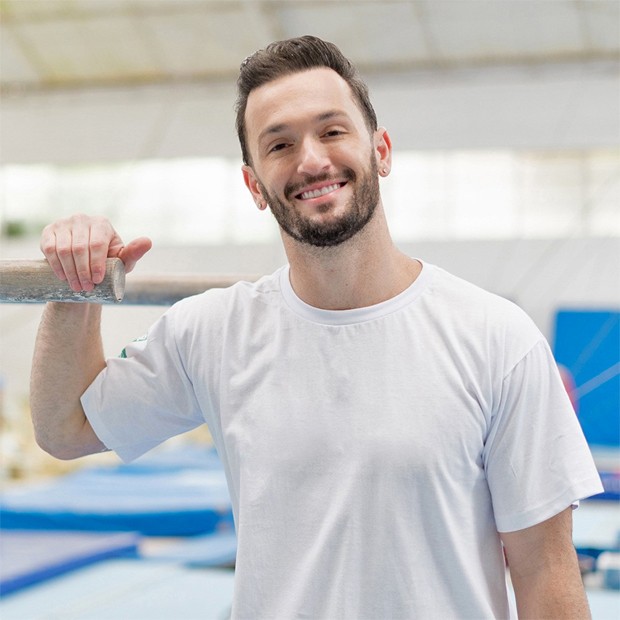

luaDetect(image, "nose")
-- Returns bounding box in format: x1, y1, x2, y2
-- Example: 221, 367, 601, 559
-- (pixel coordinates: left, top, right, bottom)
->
296, 137, 330, 176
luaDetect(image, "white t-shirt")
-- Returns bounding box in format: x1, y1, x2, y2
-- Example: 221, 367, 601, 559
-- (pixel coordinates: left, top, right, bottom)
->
82, 262, 603, 619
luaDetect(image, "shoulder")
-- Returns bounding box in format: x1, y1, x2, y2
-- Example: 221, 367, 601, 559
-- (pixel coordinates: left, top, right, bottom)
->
161, 267, 285, 333
423, 263, 545, 361
428, 264, 516, 310
429, 264, 537, 325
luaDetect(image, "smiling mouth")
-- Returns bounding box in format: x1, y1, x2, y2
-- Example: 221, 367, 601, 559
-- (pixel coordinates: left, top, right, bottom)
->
296, 182, 346, 200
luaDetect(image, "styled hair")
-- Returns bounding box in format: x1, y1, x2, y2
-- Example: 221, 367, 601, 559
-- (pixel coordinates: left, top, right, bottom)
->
235, 35, 378, 165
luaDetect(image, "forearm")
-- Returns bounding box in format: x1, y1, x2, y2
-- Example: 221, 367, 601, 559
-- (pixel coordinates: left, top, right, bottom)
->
503, 507, 592, 619
510, 546, 591, 619
30, 302, 107, 459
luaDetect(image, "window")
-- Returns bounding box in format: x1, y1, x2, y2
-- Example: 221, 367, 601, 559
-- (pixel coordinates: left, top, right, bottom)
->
1, 149, 617, 243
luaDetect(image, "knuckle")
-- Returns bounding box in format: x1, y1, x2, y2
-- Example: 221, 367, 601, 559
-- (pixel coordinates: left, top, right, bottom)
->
89, 238, 108, 253
40, 239, 56, 255
71, 241, 88, 255
56, 246, 73, 260
70, 213, 87, 224
52, 216, 71, 228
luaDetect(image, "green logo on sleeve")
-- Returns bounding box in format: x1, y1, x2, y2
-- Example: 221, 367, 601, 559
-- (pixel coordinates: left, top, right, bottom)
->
119, 333, 148, 358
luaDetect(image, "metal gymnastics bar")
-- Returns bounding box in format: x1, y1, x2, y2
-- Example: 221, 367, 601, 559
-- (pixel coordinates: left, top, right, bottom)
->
0, 259, 257, 305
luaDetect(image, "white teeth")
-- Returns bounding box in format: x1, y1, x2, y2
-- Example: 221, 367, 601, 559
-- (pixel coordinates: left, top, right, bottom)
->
300, 184, 341, 200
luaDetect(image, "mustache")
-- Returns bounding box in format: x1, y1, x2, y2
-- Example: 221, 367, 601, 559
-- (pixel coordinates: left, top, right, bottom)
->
284, 168, 356, 200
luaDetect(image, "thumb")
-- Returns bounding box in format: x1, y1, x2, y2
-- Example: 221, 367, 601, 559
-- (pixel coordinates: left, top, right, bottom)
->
116, 237, 153, 274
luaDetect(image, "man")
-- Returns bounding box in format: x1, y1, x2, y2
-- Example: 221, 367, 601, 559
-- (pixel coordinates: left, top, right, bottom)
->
32, 36, 602, 619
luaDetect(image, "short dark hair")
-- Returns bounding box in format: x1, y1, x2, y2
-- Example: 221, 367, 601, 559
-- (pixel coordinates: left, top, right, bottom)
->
235, 35, 378, 166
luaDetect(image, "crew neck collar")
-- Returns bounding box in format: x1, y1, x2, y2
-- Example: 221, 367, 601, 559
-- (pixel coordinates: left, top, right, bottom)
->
279, 260, 432, 326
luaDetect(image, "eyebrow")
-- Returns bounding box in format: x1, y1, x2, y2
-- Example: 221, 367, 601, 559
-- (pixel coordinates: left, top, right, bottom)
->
257, 110, 349, 144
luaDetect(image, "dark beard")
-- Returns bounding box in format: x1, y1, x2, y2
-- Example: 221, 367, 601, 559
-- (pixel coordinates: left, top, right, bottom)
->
259, 154, 380, 248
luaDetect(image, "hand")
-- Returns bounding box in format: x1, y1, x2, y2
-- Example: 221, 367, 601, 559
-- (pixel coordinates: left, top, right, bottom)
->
40, 214, 152, 292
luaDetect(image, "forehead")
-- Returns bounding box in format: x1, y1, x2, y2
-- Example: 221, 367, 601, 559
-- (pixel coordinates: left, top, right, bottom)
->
244, 67, 364, 140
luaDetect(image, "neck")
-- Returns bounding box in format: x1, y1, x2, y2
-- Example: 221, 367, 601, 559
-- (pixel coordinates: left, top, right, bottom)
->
282, 205, 421, 310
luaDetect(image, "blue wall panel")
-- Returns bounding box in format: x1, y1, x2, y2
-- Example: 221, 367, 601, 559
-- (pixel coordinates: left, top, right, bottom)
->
553, 310, 620, 448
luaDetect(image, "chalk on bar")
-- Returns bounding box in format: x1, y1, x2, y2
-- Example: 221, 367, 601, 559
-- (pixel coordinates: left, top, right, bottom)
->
0, 258, 126, 304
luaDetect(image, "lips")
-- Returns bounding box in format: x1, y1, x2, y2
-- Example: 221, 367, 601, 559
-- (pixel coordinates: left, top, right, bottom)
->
285, 169, 355, 202
295, 182, 346, 201
297, 183, 345, 200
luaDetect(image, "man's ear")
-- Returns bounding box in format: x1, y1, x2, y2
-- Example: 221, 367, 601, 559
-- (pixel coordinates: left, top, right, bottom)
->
242, 165, 267, 210
374, 127, 392, 177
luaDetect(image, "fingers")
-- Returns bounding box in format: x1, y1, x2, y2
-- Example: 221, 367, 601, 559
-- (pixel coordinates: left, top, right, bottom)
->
40, 215, 151, 292
41, 215, 98, 292
88, 217, 116, 285
118, 237, 153, 274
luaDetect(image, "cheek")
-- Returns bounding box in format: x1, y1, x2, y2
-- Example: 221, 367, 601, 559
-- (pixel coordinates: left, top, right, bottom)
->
268, 169, 296, 199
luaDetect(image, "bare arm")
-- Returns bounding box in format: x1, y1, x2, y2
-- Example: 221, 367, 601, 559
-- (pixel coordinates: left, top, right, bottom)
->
501, 507, 591, 620
31, 302, 108, 459
30, 214, 151, 459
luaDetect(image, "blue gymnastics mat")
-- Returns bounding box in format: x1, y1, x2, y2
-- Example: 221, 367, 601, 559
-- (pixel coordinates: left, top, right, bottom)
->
0, 559, 235, 620
0, 446, 234, 536
0, 530, 140, 597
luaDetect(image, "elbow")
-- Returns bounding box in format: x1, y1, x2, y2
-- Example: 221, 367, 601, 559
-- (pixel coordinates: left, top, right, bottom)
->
31, 408, 99, 461
34, 429, 85, 461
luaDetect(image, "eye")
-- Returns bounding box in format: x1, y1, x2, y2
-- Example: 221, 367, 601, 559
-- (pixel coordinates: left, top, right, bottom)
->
268, 142, 290, 154
323, 129, 345, 138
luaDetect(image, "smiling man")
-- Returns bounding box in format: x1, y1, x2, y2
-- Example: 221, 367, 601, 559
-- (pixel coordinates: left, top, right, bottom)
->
242, 70, 383, 250
31, 36, 602, 619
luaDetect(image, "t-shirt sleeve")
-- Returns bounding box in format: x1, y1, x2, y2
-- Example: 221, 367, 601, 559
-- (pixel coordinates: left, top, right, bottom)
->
81, 306, 204, 463
483, 338, 603, 533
